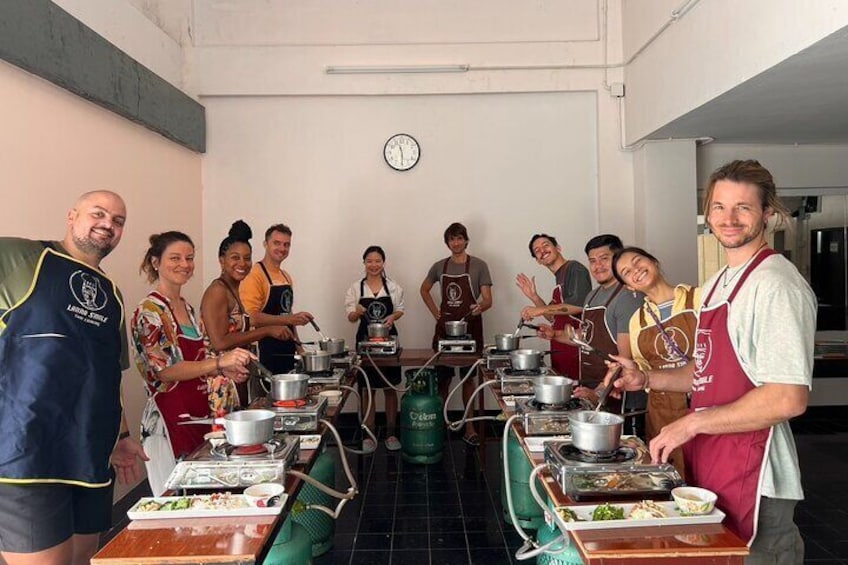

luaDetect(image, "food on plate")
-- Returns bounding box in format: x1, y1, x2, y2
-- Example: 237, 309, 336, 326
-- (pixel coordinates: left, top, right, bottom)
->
671, 486, 717, 515
134, 493, 249, 513
592, 502, 624, 521
628, 500, 668, 520
556, 507, 580, 522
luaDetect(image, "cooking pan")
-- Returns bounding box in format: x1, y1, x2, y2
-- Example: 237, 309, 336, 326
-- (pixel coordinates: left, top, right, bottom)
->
494, 333, 520, 351
299, 350, 332, 373
367, 322, 390, 339
318, 337, 346, 355
179, 409, 276, 446
510, 349, 546, 371
445, 320, 468, 337
267, 373, 310, 401
568, 410, 624, 453
533, 375, 575, 405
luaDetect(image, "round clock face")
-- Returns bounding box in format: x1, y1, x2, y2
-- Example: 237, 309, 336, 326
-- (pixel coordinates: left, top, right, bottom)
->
383, 134, 420, 171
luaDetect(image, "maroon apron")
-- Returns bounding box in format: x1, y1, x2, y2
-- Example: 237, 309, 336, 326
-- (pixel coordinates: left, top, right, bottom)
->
550, 263, 580, 378
149, 294, 211, 458
685, 249, 776, 544
580, 284, 624, 388
635, 287, 698, 477
432, 256, 484, 350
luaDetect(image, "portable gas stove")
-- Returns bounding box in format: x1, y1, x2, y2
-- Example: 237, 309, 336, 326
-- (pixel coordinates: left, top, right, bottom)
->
543, 437, 683, 501
495, 366, 549, 395
330, 350, 357, 368
357, 337, 399, 356
437, 334, 476, 354
514, 396, 593, 435
164, 432, 300, 491
305, 367, 345, 388
483, 347, 512, 369
255, 396, 328, 432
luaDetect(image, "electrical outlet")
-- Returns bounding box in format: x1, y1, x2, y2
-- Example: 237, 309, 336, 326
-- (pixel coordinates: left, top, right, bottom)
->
610, 83, 625, 98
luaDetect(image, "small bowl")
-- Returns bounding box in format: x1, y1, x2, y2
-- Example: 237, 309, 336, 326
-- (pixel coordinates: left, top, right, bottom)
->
672, 486, 717, 515
319, 390, 343, 406
243, 482, 285, 507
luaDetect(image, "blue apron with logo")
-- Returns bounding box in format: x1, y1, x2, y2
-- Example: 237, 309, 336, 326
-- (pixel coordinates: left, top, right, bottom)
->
0, 246, 124, 486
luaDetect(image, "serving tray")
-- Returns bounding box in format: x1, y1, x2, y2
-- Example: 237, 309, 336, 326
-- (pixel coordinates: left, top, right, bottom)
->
164, 460, 286, 491
564, 463, 684, 501
556, 501, 725, 530
127, 494, 286, 520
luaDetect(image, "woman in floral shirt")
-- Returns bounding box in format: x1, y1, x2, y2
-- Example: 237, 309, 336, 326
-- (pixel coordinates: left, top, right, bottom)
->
131, 231, 252, 494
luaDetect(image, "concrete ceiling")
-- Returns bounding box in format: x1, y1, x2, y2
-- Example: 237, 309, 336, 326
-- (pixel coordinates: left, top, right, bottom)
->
646, 27, 848, 144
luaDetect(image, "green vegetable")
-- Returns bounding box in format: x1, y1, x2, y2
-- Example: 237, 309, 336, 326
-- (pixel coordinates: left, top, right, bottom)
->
557, 508, 580, 522
592, 502, 624, 521
173, 498, 191, 510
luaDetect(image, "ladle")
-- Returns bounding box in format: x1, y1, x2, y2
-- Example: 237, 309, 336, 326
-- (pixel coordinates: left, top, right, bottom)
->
512, 317, 524, 337
570, 334, 616, 363
308, 318, 328, 341
250, 359, 274, 380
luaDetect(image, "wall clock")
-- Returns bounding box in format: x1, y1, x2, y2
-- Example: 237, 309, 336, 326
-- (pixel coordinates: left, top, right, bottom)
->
383, 134, 420, 171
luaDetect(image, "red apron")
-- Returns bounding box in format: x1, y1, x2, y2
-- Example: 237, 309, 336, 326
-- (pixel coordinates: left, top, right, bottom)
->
685, 248, 776, 544
551, 278, 580, 379
432, 256, 484, 350
151, 313, 211, 458
580, 284, 623, 388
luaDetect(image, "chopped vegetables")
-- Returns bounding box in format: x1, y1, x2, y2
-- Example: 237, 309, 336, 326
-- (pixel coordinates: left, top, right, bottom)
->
591, 502, 625, 521
628, 500, 668, 520
557, 507, 580, 522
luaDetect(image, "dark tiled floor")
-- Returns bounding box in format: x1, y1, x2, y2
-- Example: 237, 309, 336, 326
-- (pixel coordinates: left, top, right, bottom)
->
104, 407, 848, 564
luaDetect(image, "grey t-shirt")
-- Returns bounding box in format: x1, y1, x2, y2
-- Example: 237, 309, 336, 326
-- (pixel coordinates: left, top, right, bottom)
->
555, 261, 591, 306
425, 255, 493, 300
584, 283, 644, 338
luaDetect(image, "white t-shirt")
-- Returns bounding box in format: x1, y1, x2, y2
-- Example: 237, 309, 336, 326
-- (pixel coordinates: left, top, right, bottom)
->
344, 277, 405, 316
701, 253, 816, 500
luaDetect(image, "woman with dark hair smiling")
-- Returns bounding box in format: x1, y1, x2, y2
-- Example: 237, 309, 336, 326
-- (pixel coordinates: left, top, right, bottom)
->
132, 231, 252, 494
345, 245, 405, 452
612, 246, 699, 476
201, 221, 293, 406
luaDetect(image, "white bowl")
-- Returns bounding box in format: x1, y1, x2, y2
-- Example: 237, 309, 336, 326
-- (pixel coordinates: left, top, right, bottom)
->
243, 482, 285, 507
319, 390, 343, 406
672, 486, 717, 515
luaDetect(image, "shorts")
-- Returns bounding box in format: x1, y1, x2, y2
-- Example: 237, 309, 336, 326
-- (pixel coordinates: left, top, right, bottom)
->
359, 365, 402, 389
0, 477, 114, 553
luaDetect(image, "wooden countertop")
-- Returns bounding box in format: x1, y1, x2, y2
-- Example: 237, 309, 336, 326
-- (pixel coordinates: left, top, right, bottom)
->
92, 373, 356, 565
481, 368, 749, 564
361, 347, 481, 368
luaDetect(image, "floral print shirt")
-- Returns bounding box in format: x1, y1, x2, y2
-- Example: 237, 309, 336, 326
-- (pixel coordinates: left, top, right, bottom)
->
131, 290, 237, 415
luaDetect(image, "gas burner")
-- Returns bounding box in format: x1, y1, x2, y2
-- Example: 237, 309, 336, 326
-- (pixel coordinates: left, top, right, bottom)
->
305, 370, 335, 378
503, 367, 548, 377
557, 444, 637, 464
210, 438, 289, 460
273, 398, 313, 409
487, 348, 514, 356
330, 352, 348, 358
368, 336, 390, 342
527, 397, 590, 412
443, 334, 472, 341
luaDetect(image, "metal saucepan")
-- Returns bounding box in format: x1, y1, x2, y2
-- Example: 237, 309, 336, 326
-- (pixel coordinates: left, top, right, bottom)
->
510, 348, 546, 371
267, 373, 310, 401
367, 322, 390, 339
533, 375, 575, 405
178, 409, 276, 446
568, 410, 624, 454
318, 337, 346, 355
494, 333, 520, 351
299, 350, 332, 373
445, 320, 468, 337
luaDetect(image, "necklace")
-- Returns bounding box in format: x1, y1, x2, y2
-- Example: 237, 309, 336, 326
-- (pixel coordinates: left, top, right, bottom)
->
721, 242, 767, 288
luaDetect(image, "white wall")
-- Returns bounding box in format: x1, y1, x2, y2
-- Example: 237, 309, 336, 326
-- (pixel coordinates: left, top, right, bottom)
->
202, 92, 599, 352
622, 0, 848, 143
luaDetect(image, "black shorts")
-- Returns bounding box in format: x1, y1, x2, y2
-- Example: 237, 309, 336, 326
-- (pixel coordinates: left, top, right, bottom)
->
0, 478, 114, 553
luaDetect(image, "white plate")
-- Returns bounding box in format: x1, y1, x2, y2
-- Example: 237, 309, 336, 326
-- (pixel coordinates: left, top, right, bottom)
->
127, 494, 286, 520
502, 395, 533, 407
523, 435, 569, 452
556, 501, 725, 530
299, 434, 322, 450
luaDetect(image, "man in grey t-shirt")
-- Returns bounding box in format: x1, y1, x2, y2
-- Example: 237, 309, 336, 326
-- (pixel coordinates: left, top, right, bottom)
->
420, 222, 492, 446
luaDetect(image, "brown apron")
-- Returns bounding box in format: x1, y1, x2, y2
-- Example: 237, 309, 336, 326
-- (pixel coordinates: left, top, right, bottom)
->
634, 286, 698, 476
550, 261, 580, 378
432, 256, 484, 350
580, 284, 623, 388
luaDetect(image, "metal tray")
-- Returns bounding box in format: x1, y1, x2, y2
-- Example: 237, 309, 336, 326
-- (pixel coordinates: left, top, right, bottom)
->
164, 460, 287, 491
564, 463, 684, 501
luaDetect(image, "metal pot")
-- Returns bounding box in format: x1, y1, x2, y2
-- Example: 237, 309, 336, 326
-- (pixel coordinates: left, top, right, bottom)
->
220, 410, 276, 446
318, 337, 345, 355
268, 373, 310, 401
445, 320, 468, 337
299, 350, 332, 373
568, 410, 624, 454
367, 322, 390, 339
510, 348, 546, 371
494, 333, 520, 351
533, 375, 574, 405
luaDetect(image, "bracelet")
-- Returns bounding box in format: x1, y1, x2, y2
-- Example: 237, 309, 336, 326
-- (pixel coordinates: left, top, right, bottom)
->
216, 356, 222, 374
119, 430, 131, 440
642, 369, 651, 393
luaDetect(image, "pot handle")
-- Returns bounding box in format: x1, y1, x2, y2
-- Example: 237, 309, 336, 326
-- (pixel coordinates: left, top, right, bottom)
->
177, 417, 223, 426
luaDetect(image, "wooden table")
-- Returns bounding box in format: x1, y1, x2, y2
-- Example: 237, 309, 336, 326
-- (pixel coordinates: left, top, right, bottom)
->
92, 372, 357, 565
364, 347, 481, 368
482, 368, 749, 564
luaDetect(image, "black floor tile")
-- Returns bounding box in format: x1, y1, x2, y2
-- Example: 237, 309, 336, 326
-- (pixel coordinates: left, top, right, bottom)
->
469, 547, 513, 563
358, 516, 395, 533
430, 531, 469, 550
391, 531, 430, 550
350, 550, 391, 565
431, 548, 471, 565
390, 549, 432, 565
394, 515, 428, 533
314, 550, 351, 564
465, 530, 506, 549
429, 516, 466, 533
353, 533, 394, 551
